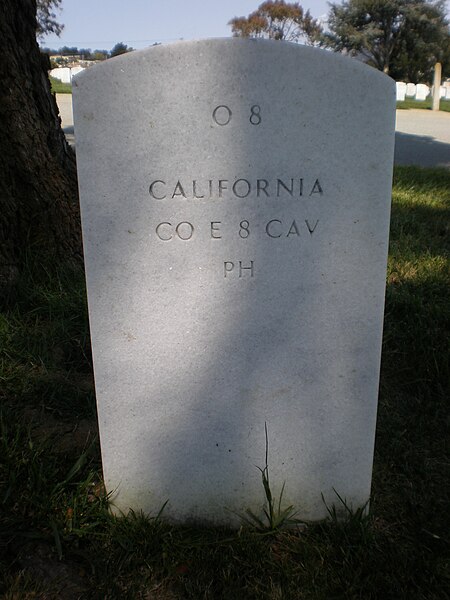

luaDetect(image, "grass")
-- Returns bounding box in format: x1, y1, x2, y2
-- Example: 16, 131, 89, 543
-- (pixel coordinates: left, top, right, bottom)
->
234, 424, 301, 532
1, 165, 449, 598
396, 97, 450, 112
50, 76, 72, 94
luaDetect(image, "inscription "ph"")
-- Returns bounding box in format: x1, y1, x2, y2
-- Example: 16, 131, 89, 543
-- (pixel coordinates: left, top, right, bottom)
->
224, 261, 255, 278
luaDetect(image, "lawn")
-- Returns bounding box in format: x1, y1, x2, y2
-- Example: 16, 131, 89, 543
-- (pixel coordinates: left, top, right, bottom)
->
397, 97, 450, 112
1, 166, 449, 598
50, 76, 72, 94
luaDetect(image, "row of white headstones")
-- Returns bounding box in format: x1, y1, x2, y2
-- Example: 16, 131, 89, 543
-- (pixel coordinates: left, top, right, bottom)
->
51, 66, 449, 103
50, 66, 84, 83
396, 81, 450, 101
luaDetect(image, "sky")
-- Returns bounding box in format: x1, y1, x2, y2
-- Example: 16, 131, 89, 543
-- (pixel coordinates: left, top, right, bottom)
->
41, 0, 331, 51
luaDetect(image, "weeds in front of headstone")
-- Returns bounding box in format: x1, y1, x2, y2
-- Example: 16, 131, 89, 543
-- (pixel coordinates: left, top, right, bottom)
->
321, 490, 373, 546
235, 423, 303, 533
323, 489, 369, 524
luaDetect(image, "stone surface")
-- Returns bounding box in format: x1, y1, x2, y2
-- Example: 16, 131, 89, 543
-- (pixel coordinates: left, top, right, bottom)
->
73, 39, 395, 525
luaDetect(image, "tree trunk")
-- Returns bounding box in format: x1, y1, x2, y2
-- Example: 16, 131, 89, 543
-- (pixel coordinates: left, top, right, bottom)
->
0, 0, 82, 303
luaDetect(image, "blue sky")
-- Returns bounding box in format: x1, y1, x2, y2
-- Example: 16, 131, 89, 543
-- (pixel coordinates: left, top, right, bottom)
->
41, 0, 331, 51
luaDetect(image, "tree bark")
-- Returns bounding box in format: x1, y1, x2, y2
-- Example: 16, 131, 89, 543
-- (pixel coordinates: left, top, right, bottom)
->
0, 0, 82, 303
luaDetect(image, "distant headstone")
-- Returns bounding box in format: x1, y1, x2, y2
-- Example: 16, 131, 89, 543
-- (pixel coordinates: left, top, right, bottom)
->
406, 83, 416, 97
415, 84, 430, 101
50, 66, 84, 83
50, 67, 71, 83
73, 39, 395, 525
396, 82, 407, 101
71, 66, 85, 78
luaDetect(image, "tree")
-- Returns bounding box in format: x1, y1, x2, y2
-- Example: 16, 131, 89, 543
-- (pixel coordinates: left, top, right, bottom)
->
59, 45, 79, 56
390, 2, 450, 81
228, 0, 323, 45
0, 0, 81, 302
36, 0, 63, 38
79, 48, 92, 60
325, 0, 449, 80
110, 42, 134, 58
92, 49, 109, 61
440, 33, 450, 79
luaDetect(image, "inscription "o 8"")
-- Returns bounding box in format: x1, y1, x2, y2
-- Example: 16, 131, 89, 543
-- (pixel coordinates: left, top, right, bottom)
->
212, 104, 262, 126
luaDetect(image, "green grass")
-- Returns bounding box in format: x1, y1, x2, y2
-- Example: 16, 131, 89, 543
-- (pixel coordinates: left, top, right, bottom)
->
397, 97, 450, 112
50, 76, 72, 94
1, 166, 449, 598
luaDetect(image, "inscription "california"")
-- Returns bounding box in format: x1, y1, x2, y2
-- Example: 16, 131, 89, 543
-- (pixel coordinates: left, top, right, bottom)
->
148, 178, 323, 200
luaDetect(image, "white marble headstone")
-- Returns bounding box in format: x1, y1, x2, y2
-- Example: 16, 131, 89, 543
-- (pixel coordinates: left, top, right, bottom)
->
396, 81, 406, 101
73, 39, 395, 525
406, 83, 416, 97
443, 82, 450, 100
415, 84, 430, 100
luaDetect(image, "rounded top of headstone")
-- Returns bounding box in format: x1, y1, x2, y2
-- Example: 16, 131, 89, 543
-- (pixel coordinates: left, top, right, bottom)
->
74, 38, 394, 90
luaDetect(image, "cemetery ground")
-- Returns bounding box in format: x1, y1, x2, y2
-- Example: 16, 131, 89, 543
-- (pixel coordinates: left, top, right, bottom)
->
1, 166, 449, 599
397, 98, 450, 112
49, 77, 72, 95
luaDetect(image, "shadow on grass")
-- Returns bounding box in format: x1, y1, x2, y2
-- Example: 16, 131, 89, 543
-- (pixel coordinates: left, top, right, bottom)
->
394, 132, 450, 168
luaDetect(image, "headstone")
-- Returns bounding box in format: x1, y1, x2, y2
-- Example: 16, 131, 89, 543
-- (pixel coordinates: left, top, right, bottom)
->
415, 84, 429, 101
50, 66, 84, 83
396, 81, 406, 101
440, 86, 446, 98
71, 66, 85, 78
50, 67, 71, 83
73, 39, 395, 525
405, 83, 416, 97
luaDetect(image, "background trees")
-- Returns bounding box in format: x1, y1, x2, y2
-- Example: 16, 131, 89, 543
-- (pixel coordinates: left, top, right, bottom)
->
36, 0, 63, 38
229, 0, 449, 81
110, 42, 134, 57
41, 45, 134, 61
228, 0, 323, 45
325, 0, 449, 80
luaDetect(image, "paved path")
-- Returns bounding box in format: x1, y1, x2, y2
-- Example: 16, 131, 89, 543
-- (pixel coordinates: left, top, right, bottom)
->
56, 93, 74, 145
395, 109, 450, 168
56, 95, 450, 167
